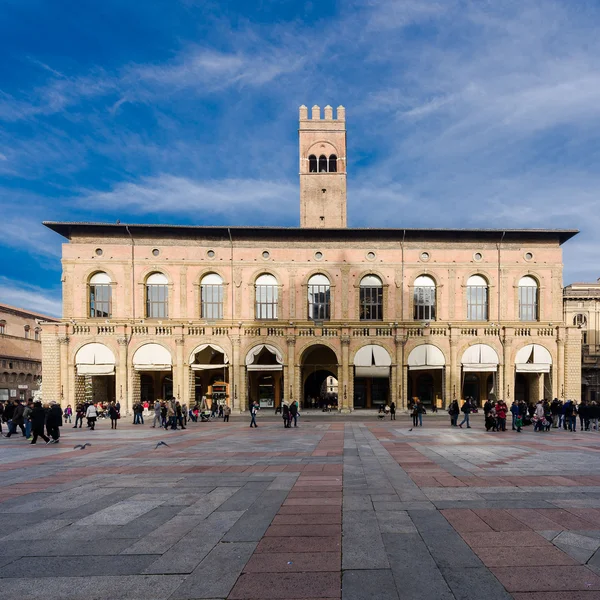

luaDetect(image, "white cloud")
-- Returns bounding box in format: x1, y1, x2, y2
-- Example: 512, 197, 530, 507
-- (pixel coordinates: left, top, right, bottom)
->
0, 277, 62, 318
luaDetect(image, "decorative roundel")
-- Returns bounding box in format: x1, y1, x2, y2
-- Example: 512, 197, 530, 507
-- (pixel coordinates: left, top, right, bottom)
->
95, 248, 103, 256
262, 250, 271, 260
524, 252, 534, 261
207, 250, 216, 258
152, 248, 160, 257
366, 251, 376, 261
420, 251, 430, 262
315, 251, 323, 260
473, 252, 483, 261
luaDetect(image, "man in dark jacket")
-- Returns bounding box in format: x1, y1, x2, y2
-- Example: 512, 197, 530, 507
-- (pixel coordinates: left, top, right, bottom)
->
458, 398, 473, 429
30, 402, 50, 444
46, 402, 63, 443
5, 400, 26, 437
290, 401, 299, 428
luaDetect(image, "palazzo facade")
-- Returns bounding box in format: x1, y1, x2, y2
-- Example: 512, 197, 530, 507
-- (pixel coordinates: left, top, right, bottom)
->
41, 105, 581, 413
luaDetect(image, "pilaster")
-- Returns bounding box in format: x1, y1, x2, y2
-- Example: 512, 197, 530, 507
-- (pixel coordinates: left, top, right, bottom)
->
58, 336, 69, 408
340, 335, 351, 412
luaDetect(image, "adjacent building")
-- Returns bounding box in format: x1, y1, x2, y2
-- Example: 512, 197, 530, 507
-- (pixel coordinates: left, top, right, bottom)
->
0, 303, 59, 403
40, 105, 582, 413
564, 280, 600, 403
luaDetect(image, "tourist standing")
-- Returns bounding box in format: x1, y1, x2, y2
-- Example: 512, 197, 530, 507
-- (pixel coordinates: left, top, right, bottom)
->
64, 404, 73, 424
86, 403, 98, 430
282, 402, 290, 428
496, 400, 508, 432
564, 399, 576, 432
250, 401, 259, 428
290, 400, 299, 428
458, 398, 473, 429
223, 404, 231, 423
176, 402, 186, 429
417, 400, 425, 427
109, 402, 119, 429
73, 403, 84, 428
23, 400, 33, 439
152, 401, 161, 428
390, 401, 396, 421
410, 399, 419, 427
448, 399, 459, 426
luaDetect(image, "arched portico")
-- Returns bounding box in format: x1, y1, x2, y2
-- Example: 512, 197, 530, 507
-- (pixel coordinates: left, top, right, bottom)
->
461, 343, 500, 406
300, 344, 339, 409
353, 344, 391, 409
407, 344, 445, 409
189, 343, 230, 408
74, 343, 117, 405
514, 344, 553, 404
132, 343, 173, 404
246, 344, 284, 409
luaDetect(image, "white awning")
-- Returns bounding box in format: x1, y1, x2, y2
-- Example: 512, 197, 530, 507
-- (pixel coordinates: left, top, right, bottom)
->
191, 364, 228, 371
246, 364, 283, 371
133, 343, 172, 371
245, 344, 283, 366
355, 366, 390, 378
407, 344, 445, 370
515, 344, 552, 373
75, 343, 116, 376
354, 344, 392, 367
189, 343, 229, 366
462, 344, 499, 373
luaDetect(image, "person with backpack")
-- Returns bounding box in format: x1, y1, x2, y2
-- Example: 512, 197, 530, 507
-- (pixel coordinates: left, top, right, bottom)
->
85, 403, 98, 430
290, 400, 299, 428
448, 399, 460, 426
108, 402, 120, 429
282, 402, 290, 428
64, 404, 73, 424
459, 398, 473, 429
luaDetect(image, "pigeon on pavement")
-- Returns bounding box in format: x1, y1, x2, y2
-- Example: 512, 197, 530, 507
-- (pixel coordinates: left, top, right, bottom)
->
154, 441, 170, 449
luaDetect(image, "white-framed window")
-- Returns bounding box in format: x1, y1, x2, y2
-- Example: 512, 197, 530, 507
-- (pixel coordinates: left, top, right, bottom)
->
255, 274, 278, 320
34, 328, 41, 341
360, 275, 383, 321
24, 325, 30, 339
89, 272, 112, 318
518, 276, 538, 321
414, 275, 436, 321
574, 313, 587, 327
0, 321, 5, 335
146, 273, 169, 318
201, 273, 224, 319
466, 275, 488, 321
308, 274, 330, 321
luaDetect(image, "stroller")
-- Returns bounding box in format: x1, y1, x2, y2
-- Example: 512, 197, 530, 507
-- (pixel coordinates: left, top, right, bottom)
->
200, 410, 212, 422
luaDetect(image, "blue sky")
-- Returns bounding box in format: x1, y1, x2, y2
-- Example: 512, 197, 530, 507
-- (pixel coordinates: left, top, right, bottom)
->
1, 0, 599, 317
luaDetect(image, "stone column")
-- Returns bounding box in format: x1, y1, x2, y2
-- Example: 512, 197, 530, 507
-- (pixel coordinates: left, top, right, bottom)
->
341, 335, 351, 412
58, 336, 70, 408
557, 328, 565, 399
117, 337, 129, 414
175, 338, 185, 403
286, 337, 296, 404
392, 335, 403, 410
502, 329, 514, 402
449, 329, 459, 403
402, 365, 409, 411
232, 336, 241, 412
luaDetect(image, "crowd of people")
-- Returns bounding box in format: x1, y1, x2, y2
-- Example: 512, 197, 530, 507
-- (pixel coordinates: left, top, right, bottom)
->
0, 398, 65, 444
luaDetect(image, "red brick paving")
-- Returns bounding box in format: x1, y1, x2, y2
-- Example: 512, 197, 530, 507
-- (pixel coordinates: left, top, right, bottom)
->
492, 566, 600, 592
473, 546, 578, 567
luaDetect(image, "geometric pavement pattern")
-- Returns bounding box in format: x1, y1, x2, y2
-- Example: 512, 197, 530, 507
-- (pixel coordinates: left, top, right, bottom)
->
1, 415, 600, 599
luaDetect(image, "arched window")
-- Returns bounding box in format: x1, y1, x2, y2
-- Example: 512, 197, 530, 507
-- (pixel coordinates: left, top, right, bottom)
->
318, 155, 328, 172
255, 274, 278, 320
89, 272, 112, 318
329, 154, 337, 172
308, 155, 317, 173
414, 275, 436, 321
360, 275, 383, 321
24, 325, 30, 339
518, 276, 538, 321
201, 273, 223, 320
34, 328, 41, 341
0, 320, 5, 335
308, 274, 330, 321
574, 313, 587, 327
467, 275, 488, 321
146, 272, 168, 318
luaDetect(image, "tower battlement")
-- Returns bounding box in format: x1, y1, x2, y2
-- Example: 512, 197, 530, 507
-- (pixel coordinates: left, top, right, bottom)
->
299, 104, 345, 121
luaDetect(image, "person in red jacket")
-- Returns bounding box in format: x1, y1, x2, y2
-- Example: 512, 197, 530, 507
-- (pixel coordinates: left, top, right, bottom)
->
495, 400, 508, 431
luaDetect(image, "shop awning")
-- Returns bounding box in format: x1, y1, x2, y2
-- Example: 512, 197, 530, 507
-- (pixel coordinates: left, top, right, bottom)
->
246, 364, 283, 371
245, 344, 283, 371
354, 345, 392, 378
515, 344, 552, 373
133, 343, 173, 371
75, 343, 116, 376
407, 344, 445, 371
189, 343, 229, 370
461, 344, 499, 373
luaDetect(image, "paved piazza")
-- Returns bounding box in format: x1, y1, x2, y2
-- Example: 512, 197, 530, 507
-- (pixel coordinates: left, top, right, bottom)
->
1, 416, 600, 599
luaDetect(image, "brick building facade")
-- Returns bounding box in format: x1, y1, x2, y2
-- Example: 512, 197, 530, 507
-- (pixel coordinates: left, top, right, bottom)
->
0, 303, 59, 403
40, 106, 581, 414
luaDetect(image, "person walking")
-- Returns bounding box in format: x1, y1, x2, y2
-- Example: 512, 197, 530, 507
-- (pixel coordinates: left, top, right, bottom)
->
411, 399, 419, 428
448, 399, 460, 426
459, 398, 473, 429
5, 399, 26, 438
290, 400, 299, 428
29, 401, 51, 444
46, 401, 63, 443
85, 403, 98, 430
564, 399, 576, 432
176, 402, 186, 429
510, 400, 520, 431
108, 402, 119, 429
73, 403, 84, 428
282, 402, 290, 428
64, 404, 73, 424
250, 401, 259, 428
390, 401, 396, 421
223, 404, 231, 423
151, 401, 161, 428
0, 400, 4, 435
534, 400, 545, 432
23, 400, 33, 439
417, 400, 425, 427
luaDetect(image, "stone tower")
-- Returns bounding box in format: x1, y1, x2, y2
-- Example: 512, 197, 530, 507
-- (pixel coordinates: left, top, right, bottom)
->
299, 104, 347, 228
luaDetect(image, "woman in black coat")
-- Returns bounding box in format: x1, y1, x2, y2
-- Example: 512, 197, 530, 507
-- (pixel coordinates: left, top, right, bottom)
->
30, 402, 50, 444
46, 402, 63, 443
